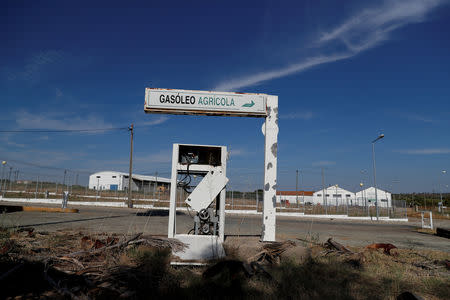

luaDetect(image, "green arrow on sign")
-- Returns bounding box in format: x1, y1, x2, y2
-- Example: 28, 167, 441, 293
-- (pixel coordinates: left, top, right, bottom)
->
242, 100, 255, 108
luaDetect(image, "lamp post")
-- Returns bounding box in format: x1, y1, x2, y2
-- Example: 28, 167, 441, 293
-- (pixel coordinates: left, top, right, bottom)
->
372, 133, 384, 221
7, 166, 12, 194
96, 178, 100, 200
360, 182, 367, 216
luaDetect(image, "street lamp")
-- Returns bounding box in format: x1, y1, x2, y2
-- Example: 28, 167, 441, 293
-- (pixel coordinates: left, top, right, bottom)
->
372, 133, 384, 221
360, 182, 367, 216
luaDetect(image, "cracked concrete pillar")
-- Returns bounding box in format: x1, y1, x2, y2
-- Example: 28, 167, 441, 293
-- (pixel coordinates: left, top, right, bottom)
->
262, 95, 278, 242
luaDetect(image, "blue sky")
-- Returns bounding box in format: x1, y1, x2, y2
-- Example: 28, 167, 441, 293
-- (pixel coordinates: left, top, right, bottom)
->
1, 0, 450, 193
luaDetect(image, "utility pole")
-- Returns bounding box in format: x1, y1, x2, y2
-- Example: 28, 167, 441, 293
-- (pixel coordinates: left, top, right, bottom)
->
63, 170, 67, 191
127, 124, 134, 208
231, 188, 234, 209
296, 169, 299, 207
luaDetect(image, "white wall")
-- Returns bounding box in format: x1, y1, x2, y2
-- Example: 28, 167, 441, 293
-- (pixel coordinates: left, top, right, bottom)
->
355, 187, 391, 207
89, 171, 170, 192
89, 171, 125, 191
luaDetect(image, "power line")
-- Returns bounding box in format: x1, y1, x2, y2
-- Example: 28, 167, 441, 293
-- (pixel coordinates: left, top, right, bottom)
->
0, 158, 94, 174
0, 127, 129, 133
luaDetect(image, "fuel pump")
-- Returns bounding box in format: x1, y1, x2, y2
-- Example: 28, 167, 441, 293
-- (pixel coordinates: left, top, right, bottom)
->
168, 144, 228, 243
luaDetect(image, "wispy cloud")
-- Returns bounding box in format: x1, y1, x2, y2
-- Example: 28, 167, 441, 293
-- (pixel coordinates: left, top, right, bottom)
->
312, 160, 336, 167
214, 0, 445, 91
281, 111, 314, 120
15, 111, 114, 131
215, 54, 350, 91
402, 113, 440, 123
396, 148, 450, 154
84, 152, 173, 172
55, 88, 63, 98
0, 149, 85, 169
6, 108, 168, 138
135, 152, 172, 164
0, 134, 26, 148
6, 50, 63, 82
135, 116, 169, 127
228, 148, 247, 157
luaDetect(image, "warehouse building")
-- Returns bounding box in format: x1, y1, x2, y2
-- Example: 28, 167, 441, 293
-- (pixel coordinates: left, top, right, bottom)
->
355, 187, 391, 208
88, 171, 170, 192
312, 185, 356, 206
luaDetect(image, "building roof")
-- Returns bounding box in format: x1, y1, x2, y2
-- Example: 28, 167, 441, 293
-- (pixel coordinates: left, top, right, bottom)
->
90, 171, 170, 183
131, 174, 171, 183
277, 191, 314, 196
313, 185, 354, 195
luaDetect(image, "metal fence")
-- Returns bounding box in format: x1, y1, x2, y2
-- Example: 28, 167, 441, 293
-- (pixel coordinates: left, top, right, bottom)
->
222, 193, 408, 219
0, 163, 409, 219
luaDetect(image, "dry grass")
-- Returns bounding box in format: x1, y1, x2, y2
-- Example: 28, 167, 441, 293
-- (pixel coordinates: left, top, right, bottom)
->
356, 248, 449, 299
407, 209, 450, 220
1, 228, 449, 299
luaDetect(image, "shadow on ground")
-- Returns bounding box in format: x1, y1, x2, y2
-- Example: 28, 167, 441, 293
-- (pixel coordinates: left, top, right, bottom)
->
4, 248, 448, 300
0, 205, 24, 213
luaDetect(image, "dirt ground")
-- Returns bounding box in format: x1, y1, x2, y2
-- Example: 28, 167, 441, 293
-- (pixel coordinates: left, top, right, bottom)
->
1, 227, 449, 299
1, 202, 449, 252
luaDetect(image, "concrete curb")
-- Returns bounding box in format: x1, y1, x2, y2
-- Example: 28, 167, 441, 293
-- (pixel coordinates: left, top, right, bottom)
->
23, 206, 79, 213
0, 197, 408, 222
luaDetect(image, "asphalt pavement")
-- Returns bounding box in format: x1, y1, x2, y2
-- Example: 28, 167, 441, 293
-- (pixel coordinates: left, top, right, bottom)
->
1, 202, 449, 252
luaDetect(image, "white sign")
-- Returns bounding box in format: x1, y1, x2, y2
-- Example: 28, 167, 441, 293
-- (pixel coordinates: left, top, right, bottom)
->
144, 88, 267, 117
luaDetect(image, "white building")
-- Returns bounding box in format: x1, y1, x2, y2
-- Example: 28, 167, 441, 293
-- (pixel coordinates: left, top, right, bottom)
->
312, 185, 356, 206
355, 187, 391, 208
276, 191, 314, 205
88, 171, 170, 192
